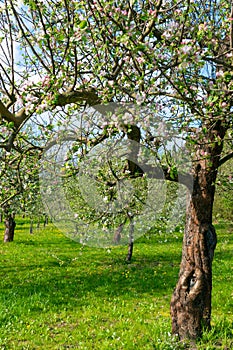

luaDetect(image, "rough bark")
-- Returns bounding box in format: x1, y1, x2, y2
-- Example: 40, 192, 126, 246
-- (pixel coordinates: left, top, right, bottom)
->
170, 121, 226, 341
170, 162, 220, 339
126, 239, 134, 262
127, 125, 143, 176
4, 214, 16, 242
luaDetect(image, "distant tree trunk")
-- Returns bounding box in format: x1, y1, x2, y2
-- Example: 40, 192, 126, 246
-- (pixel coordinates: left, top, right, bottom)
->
43, 214, 48, 227
170, 137, 224, 340
113, 223, 123, 244
126, 215, 134, 262
4, 213, 16, 242
30, 219, 33, 234
123, 125, 141, 262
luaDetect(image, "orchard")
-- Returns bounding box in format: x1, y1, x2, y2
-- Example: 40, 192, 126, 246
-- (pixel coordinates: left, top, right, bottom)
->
0, 0, 232, 343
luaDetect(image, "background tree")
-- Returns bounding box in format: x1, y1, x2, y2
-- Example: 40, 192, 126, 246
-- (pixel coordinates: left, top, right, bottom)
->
43, 127, 167, 261
0, 0, 233, 343
0, 136, 41, 240
214, 136, 233, 222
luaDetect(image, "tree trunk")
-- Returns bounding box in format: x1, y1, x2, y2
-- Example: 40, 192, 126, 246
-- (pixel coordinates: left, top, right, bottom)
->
30, 219, 33, 234
37, 219, 40, 229
126, 239, 134, 262
4, 214, 16, 242
126, 216, 134, 262
170, 163, 218, 340
43, 214, 48, 227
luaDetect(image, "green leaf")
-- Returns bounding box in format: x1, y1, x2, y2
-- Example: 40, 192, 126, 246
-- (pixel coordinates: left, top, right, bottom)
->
169, 166, 178, 180
79, 20, 87, 29
8, 122, 15, 129
203, 127, 207, 134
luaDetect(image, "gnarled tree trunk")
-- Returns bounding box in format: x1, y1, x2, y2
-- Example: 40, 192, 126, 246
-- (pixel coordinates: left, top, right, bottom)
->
170, 160, 219, 340
170, 120, 226, 341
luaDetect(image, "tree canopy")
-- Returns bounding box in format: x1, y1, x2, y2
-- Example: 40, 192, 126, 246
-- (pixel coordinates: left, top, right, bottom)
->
0, 0, 232, 207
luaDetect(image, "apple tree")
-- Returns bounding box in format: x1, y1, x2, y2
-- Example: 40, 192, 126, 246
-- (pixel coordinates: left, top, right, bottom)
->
0, 0, 232, 342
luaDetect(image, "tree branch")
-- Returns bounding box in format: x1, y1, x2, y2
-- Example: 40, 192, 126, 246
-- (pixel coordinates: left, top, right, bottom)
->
0, 132, 17, 152
137, 163, 193, 191
0, 100, 27, 127
218, 151, 233, 167
55, 88, 100, 107
203, 56, 233, 70
0, 191, 21, 208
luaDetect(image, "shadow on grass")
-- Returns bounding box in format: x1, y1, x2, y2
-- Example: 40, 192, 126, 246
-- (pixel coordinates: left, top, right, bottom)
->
0, 244, 181, 313
2, 228, 232, 313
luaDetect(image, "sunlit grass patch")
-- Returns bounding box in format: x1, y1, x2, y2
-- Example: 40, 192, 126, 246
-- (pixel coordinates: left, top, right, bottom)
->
0, 218, 232, 349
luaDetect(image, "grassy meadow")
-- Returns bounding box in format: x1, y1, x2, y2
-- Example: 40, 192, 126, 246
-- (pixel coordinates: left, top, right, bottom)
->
0, 218, 232, 349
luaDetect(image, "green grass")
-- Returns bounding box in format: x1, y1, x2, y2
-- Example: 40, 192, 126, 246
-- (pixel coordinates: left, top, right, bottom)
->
0, 218, 232, 349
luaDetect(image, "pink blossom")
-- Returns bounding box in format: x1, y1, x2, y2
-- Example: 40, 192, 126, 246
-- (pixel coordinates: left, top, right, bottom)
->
41, 75, 50, 87
181, 45, 192, 54
162, 30, 172, 39
137, 57, 145, 64
122, 112, 134, 124
198, 23, 207, 31
149, 10, 157, 16
200, 150, 206, 156
216, 70, 224, 78
181, 39, 193, 45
